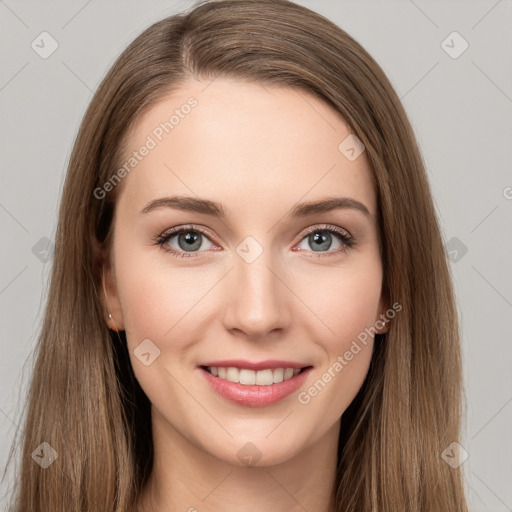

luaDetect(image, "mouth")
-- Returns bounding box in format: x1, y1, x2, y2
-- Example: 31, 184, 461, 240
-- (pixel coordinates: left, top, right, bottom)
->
198, 360, 313, 407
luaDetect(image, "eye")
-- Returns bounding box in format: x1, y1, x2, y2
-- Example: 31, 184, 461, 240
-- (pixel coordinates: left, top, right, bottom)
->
154, 225, 217, 258
153, 223, 355, 259
294, 224, 355, 257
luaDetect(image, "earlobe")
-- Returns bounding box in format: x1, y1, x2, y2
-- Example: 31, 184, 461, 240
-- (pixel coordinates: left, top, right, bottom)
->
376, 317, 390, 335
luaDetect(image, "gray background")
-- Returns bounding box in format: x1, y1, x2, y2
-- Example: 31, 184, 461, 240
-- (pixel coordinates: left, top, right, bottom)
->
1, 0, 511, 510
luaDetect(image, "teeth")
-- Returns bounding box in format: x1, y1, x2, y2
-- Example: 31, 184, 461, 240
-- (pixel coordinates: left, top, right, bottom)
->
226, 367, 239, 383
255, 369, 273, 385
206, 366, 302, 385
240, 369, 256, 385
273, 368, 284, 383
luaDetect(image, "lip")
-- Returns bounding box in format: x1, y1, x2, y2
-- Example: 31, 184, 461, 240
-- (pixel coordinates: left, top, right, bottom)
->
198, 365, 313, 407
199, 359, 308, 371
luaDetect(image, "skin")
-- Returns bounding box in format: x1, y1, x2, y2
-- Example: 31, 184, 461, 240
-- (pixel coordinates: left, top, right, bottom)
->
101, 77, 389, 512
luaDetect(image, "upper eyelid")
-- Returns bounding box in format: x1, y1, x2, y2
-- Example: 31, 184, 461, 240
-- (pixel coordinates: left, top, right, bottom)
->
162, 224, 218, 243
301, 224, 351, 238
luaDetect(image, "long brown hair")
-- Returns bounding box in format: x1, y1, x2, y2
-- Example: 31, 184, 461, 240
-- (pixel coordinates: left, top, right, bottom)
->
4, 0, 468, 510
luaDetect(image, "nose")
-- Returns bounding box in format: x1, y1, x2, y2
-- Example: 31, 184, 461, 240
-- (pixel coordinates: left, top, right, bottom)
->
222, 249, 292, 340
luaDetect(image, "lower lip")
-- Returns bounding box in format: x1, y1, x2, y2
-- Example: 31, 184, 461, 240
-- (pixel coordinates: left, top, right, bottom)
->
199, 367, 312, 407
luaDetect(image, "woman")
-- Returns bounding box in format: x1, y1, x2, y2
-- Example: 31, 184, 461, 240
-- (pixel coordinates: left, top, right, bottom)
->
6, 0, 468, 510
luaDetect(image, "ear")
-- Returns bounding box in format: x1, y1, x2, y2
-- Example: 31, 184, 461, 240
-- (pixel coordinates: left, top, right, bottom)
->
92, 234, 125, 332
374, 293, 391, 335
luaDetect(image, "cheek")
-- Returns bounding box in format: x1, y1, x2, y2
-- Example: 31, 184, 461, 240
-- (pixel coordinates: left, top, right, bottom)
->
295, 256, 382, 402
115, 259, 220, 404
115, 252, 220, 351
295, 277, 380, 418
296, 256, 383, 345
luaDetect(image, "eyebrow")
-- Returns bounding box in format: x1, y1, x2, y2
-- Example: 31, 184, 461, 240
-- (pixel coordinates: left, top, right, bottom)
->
140, 195, 371, 219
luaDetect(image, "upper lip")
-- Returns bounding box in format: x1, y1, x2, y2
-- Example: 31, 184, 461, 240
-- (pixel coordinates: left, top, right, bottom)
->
199, 359, 312, 371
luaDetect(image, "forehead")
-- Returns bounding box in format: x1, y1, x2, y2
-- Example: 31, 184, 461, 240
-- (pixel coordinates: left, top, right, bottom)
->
116, 78, 376, 221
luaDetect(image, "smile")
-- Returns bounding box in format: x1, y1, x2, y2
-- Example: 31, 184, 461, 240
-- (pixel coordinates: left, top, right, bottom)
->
198, 360, 313, 407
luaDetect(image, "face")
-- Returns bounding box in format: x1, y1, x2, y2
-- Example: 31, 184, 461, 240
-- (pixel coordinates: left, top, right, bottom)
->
101, 77, 389, 467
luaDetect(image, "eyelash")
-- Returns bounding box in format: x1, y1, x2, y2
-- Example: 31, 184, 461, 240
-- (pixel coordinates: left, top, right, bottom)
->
153, 224, 355, 259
